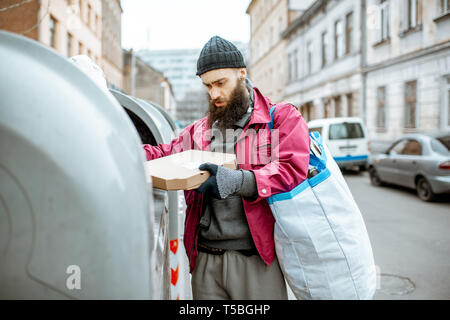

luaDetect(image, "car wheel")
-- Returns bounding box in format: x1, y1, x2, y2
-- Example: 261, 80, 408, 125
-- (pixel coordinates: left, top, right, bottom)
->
416, 177, 436, 202
369, 167, 383, 186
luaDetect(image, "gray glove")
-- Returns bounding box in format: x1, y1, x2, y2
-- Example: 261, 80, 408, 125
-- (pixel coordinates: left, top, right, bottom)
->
195, 163, 244, 200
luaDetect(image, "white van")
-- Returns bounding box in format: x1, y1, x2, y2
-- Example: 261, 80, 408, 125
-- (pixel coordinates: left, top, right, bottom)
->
307, 117, 369, 171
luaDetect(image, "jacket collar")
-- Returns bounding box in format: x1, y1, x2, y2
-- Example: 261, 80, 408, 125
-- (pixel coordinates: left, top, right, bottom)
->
199, 84, 272, 139
247, 86, 272, 127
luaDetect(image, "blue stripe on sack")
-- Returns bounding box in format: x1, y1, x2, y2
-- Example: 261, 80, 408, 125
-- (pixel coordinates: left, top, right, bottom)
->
308, 167, 331, 187
267, 168, 331, 204
333, 155, 368, 162
268, 105, 276, 130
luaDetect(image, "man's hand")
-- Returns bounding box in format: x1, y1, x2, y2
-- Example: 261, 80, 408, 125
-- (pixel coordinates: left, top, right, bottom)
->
195, 163, 244, 199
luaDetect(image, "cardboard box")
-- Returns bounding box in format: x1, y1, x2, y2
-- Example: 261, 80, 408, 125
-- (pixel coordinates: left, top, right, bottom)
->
144, 150, 237, 190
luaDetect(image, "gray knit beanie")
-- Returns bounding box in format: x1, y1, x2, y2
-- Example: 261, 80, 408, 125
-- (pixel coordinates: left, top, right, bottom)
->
196, 36, 246, 76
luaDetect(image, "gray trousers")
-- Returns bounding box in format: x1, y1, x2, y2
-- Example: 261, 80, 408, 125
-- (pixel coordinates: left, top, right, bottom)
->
191, 250, 288, 300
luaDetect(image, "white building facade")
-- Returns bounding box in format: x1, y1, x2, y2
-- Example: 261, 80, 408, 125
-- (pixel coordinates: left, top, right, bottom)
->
246, 0, 312, 103
365, 0, 450, 141
283, 0, 364, 123
282, 0, 450, 142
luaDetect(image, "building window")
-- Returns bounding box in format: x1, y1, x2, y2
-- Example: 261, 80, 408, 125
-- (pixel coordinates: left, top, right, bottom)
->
407, 0, 418, 28
441, 0, 450, 14
49, 16, 57, 48
293, 49, 298, 80
446, 76, 450, 128
79, 41, 84, 54
96, 14, 100, 36
88, 4, 92, 29
269, 26, 274, 47
345, 12, 353, 54
80, 0, 85, 21
67, 33, 72, 57
335, 96, 342, 117
287, 52, 292, 81
404, 80, 417, 128
346, 93, 353, 117
278, 16, 283, 38
334, 20, 344, 59
300, 102, 313, 122
324, 99, 331, 118
257, 41, 261, 59
376, 86, 386, 128
287, 51, 297, 82
379, 0, 390, 42
321, 31, 328, 68
307, 41, 313, 74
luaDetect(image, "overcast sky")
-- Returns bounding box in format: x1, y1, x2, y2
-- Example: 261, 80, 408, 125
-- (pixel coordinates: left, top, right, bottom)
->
121, 0, 252, 51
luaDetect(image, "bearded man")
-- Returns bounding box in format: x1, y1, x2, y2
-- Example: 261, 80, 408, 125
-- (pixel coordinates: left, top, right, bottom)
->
143, 36, 310, 300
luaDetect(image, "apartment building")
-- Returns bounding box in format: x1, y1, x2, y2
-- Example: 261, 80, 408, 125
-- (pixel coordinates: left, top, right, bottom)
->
246, 0, 313, 103
280, 0, 450, 141
0, 0, 124, 89
282, 0, 364, 122
123, 49, 177, 118
101, 0, 123, 90
365, 0, 450, 140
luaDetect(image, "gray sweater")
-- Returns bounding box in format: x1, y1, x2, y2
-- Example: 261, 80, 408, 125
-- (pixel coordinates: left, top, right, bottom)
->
198, 80, 258, 250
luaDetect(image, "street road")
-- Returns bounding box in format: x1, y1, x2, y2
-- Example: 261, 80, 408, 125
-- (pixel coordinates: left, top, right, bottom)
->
287, 171, 450, 300
344, 171, 449, 299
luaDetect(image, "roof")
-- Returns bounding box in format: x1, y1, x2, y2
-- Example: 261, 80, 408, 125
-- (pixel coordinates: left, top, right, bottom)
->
281, 0, 326, 39
246, 0, 255, 14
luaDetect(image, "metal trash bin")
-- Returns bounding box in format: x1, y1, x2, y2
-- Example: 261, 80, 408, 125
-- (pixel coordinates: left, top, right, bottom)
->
143, 100, 180, 136
110, 90, 191, 300
0, 31, 156, 299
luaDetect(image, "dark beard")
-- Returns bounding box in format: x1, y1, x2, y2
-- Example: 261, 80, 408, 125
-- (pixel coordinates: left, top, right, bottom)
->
206, 80, 250, 131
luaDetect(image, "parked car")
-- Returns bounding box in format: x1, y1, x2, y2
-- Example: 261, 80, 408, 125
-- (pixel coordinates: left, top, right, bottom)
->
307, 117, 369, 171
367, 132, 450, 201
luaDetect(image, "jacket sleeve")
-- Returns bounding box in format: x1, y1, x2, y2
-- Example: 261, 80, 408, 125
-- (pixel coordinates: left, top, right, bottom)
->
143, 123, 194, 161
238, 170, 258, 201
247, 104, 310, 203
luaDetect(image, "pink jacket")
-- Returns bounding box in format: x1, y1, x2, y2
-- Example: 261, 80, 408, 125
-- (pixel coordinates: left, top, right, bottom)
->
143, 87, 310, 272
